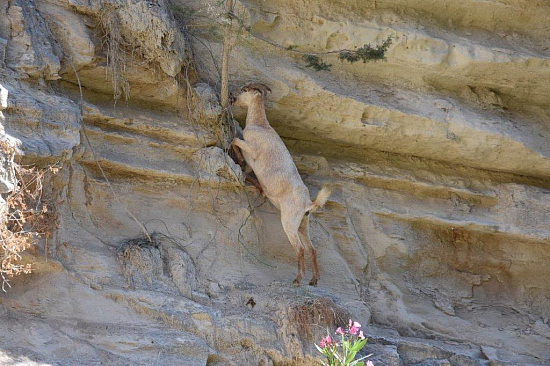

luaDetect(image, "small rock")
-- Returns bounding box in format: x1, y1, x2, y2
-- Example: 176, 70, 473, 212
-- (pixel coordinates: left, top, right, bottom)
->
532, 320, 550, 337
0, 38, 6, 67
191, 312, 211, 321
480, 346, 499, 361
397, 342, 454, 364
193, 83, 222, 118
207, 281, 221, 298
191, 146, 244, 184
449, 354, 480, 366
0, 83, 7, 110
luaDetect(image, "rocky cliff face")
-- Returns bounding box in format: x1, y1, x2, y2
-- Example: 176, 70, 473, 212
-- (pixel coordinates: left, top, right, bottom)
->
0, 0, 549, 365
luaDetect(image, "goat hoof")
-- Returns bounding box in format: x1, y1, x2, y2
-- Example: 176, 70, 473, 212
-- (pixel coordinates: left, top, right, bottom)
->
292, 279, 300, 287
308, 278, 318, 286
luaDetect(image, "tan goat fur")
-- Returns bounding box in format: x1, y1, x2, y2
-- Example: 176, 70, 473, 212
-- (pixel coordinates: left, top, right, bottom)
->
231, 83, 332, 286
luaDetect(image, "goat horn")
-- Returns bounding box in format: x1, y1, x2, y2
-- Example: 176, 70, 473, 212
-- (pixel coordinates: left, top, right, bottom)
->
240, 83, 272, 97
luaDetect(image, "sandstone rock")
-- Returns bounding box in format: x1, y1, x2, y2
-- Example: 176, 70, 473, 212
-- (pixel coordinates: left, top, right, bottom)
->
193, 82, 222, 119
397, 342, 454, 364
0, 0, 549, 365
37, 1, 95, 71
5, 0, 61, 80
54, 0, 189, 108
191, 146, 244, 184
164, 245, 197, 298
0, 80, 80, 159
449, 354, 480, 366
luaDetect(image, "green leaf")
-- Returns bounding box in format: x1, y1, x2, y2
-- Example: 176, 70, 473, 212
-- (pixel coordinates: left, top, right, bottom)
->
351, 338, 368, 352
316, 344, 330, 358
345, 350, 359, 364
354, 354, 373, 363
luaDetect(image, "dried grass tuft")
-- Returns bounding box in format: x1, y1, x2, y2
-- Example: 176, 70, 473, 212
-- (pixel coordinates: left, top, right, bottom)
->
289, 297, 349, 341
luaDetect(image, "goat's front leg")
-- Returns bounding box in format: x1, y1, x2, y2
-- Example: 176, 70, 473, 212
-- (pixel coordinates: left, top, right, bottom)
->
231, 138, 257, 160
232, 139, 263, 194
231, 143, 246, 168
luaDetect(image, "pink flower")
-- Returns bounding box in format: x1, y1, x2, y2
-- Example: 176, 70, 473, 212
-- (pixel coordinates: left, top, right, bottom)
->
358, 330, 365, 340
335, 327, 344, 335
348, 319, 362, 335
319, 335, 332, 348
366, 361, 374, 366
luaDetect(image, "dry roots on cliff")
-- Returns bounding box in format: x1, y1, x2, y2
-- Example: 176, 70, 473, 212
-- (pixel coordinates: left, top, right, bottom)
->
290, 298, 349, 341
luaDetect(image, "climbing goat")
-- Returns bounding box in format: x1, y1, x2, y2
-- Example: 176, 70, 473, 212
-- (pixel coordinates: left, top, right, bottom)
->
230, 83, 332, 286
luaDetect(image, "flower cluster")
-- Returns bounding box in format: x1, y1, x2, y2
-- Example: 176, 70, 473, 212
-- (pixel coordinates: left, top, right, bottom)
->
334, 320, 365, 340
319, 335, 334, 348
316, 319, 373, 366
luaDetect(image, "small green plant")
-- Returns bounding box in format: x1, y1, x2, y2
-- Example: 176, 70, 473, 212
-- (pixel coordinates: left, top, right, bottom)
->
316, 319, 373, 366
302, 36, 393, 72
338, 37, 393, 64
303, 54, 333, 71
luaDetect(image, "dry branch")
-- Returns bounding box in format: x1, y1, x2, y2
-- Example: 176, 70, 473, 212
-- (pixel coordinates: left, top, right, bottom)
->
220, 0, 235, 113
0, 140, 59, 291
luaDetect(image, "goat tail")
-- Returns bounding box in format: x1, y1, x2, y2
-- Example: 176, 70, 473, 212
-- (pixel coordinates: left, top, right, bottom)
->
307, 185, 332, 213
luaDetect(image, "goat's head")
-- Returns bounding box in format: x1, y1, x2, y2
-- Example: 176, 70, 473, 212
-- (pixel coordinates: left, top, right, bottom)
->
230, 83, 271, 107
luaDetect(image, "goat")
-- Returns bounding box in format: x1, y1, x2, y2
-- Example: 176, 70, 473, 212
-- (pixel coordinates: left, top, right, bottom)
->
230, 83, 332, 286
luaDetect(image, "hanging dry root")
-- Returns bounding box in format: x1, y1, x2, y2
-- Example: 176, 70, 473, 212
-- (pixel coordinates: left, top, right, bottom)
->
96, 5, 131, 102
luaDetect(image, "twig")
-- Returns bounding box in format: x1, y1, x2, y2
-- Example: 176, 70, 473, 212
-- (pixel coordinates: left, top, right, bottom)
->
67, 58, 152, 243
220, 0, 235, 112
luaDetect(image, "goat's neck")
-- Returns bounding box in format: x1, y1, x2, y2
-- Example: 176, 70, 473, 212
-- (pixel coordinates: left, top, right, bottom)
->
245, 99, 269, 128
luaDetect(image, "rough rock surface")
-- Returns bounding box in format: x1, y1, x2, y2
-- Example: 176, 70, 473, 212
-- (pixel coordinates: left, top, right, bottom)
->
0, 0, 549, 365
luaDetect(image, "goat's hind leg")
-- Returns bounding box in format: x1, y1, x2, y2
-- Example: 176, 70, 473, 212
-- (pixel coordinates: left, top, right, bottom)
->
299, 213, 320, 286
281, 211, 306, 286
